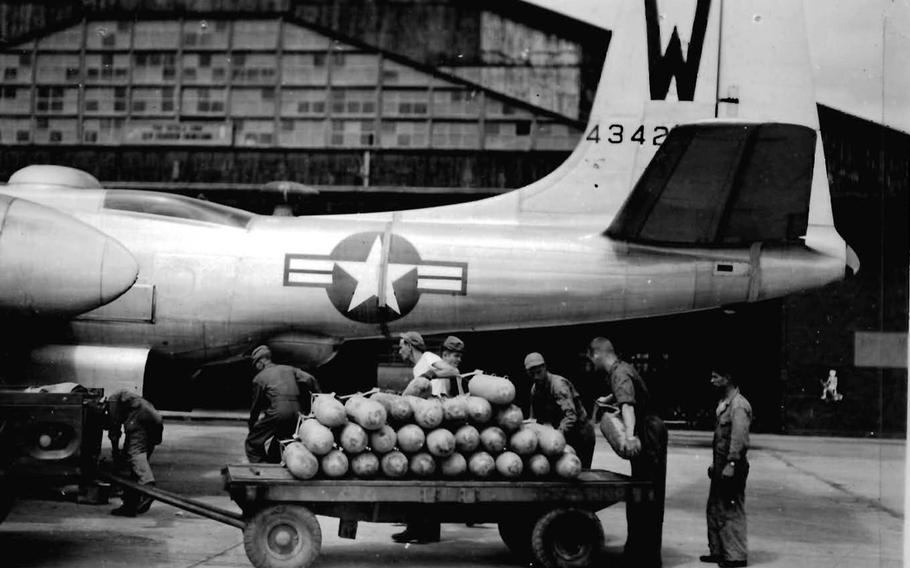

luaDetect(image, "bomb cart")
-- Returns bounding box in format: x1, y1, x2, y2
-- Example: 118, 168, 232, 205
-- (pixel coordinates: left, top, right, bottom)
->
218, 463, 653, 568
0, 386, 106, 523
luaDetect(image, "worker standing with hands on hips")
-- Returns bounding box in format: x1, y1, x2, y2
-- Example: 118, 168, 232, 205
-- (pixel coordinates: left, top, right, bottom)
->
106, 390, 164, 517
245, 345, 321, 464
701, 366, 752, 568
525, 351, 596, 468
588, 337, 667, 568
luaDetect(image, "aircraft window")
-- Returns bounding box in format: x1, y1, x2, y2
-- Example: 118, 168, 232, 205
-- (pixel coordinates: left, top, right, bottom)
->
608, 123, 815, 246
103, 190, 253, 228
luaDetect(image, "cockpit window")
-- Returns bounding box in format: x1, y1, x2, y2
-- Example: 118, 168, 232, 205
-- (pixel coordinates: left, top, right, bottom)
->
103, 190, 253, 228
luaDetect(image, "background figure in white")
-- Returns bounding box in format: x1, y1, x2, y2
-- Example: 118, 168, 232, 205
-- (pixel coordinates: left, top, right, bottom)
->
821, 370, 843, 402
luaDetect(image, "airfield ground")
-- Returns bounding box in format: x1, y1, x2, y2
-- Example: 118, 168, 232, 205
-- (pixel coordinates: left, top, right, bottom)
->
1, 421, 902, 568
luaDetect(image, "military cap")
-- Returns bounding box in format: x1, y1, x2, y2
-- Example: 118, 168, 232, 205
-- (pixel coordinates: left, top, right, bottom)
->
251, 345, 272, 362
399, 331, 426, 351
442, 335, 465, 353
524, 352, 546, 369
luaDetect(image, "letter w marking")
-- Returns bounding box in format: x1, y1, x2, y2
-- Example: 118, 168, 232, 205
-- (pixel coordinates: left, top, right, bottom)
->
645, 0, 712, 101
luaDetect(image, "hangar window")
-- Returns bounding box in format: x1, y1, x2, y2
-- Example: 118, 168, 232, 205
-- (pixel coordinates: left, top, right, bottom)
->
103, 191, 253, 228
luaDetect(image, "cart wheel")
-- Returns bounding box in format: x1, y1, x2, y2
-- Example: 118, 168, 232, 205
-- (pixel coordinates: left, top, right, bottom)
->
530, 508, 604, 568
498, 517, 536, 562
243, 504, 322, 568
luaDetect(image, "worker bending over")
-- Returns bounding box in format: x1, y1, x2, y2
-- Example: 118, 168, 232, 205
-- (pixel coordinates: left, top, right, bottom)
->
246, 345, 321, 463
106, 390, 163, 517
525, 351, 596, 468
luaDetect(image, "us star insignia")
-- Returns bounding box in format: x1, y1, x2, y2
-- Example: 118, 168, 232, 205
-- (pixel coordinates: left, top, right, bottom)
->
283, 232, 468, 324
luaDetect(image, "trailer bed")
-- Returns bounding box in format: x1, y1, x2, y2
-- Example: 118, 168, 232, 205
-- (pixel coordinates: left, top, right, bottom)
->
222, 464, 653, 568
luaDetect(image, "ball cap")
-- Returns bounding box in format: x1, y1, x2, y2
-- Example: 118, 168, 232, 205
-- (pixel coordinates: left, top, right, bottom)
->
524, 352, 546, 370
251, 345, 272, 362
399, 331, 426, 351
442, 335, 465, 353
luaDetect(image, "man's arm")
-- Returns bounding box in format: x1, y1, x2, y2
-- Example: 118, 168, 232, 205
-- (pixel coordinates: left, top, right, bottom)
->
727, 403, 751, 461
249, 379, 264, 430
609, 367, 638, 438
108, 425, 121, 457
620, 404, 637, 439
553, 381, 579, 434
424, 360, 459, 379
294, 368, 322, 393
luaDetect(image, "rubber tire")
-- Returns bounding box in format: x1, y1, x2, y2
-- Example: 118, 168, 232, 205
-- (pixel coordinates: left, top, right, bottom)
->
243, 504, 322, 568
498, 517, 536, 562
530, 508, 605, 568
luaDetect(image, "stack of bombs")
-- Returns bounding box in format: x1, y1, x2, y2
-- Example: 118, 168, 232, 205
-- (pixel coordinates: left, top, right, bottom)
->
282, 373, 583, 481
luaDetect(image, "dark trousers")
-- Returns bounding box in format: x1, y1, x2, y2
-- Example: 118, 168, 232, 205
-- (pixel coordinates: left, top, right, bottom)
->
566, 422, 597, 469
119, 427, 158, 510
125, 428, 157, 484
707, 462, 749, 562
625, 414, 667, 568
246, 411, 298, 463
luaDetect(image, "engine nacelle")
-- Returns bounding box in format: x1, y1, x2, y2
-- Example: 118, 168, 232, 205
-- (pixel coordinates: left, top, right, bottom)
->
0, 194, 138, 316
264, 332, 341, 371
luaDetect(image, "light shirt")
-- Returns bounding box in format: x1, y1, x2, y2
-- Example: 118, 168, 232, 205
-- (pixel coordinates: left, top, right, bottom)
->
413, 351, 448, 396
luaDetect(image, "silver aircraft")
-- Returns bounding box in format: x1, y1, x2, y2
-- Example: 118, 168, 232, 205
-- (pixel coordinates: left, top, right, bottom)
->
0, 0, 857, 398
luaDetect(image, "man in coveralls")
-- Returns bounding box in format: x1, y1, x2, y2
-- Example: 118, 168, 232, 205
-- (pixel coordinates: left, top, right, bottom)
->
588, 337, 667, 568
245, 345, 321, 463
525, 351, 596, 468
700, 366, 752, 568
106, 390, 164, 517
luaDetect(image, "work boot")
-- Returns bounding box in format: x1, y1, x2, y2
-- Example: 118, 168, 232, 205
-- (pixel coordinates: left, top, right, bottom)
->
700, 555, 722, 563
110, 492, 138, 517
135, 482, 155, 515
391, 522, 440, 544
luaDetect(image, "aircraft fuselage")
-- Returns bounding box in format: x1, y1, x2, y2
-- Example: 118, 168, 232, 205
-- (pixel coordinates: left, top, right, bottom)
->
53, 207, 845, 362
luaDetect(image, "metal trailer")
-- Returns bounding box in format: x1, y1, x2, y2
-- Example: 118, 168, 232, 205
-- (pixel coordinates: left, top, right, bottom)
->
0, 388, 106, 523
217, 463, 654, 568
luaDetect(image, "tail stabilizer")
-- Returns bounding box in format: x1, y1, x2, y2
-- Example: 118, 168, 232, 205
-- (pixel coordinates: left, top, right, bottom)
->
403, 0, 838, 237
606, 121, 816, 246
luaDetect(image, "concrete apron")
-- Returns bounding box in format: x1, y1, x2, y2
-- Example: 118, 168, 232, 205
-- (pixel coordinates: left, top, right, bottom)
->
0, 426, 903, 567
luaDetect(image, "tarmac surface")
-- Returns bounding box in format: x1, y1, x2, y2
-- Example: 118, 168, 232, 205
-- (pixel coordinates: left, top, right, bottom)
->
1, 419, 903, 568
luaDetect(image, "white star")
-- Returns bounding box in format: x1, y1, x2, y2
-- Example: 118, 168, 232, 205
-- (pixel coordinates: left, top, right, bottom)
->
336, 236, 416, 313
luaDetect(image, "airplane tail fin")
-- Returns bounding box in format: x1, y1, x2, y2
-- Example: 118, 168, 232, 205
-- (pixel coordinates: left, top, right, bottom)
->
418, 0, 844, 256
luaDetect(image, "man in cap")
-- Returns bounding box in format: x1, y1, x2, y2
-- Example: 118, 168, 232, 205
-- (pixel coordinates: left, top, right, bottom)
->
106, 390, 163, 517
392, 330, 454, 543
246, 345, 322, 463
588, 337, 667, 568
427, 335, 466, 395
701, 366, 751, 568
525, 352, 596, 468
397, 331, 459, 398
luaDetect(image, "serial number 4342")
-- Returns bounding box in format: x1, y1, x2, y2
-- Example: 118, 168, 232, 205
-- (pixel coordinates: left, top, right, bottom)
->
586, 124, 669, 146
